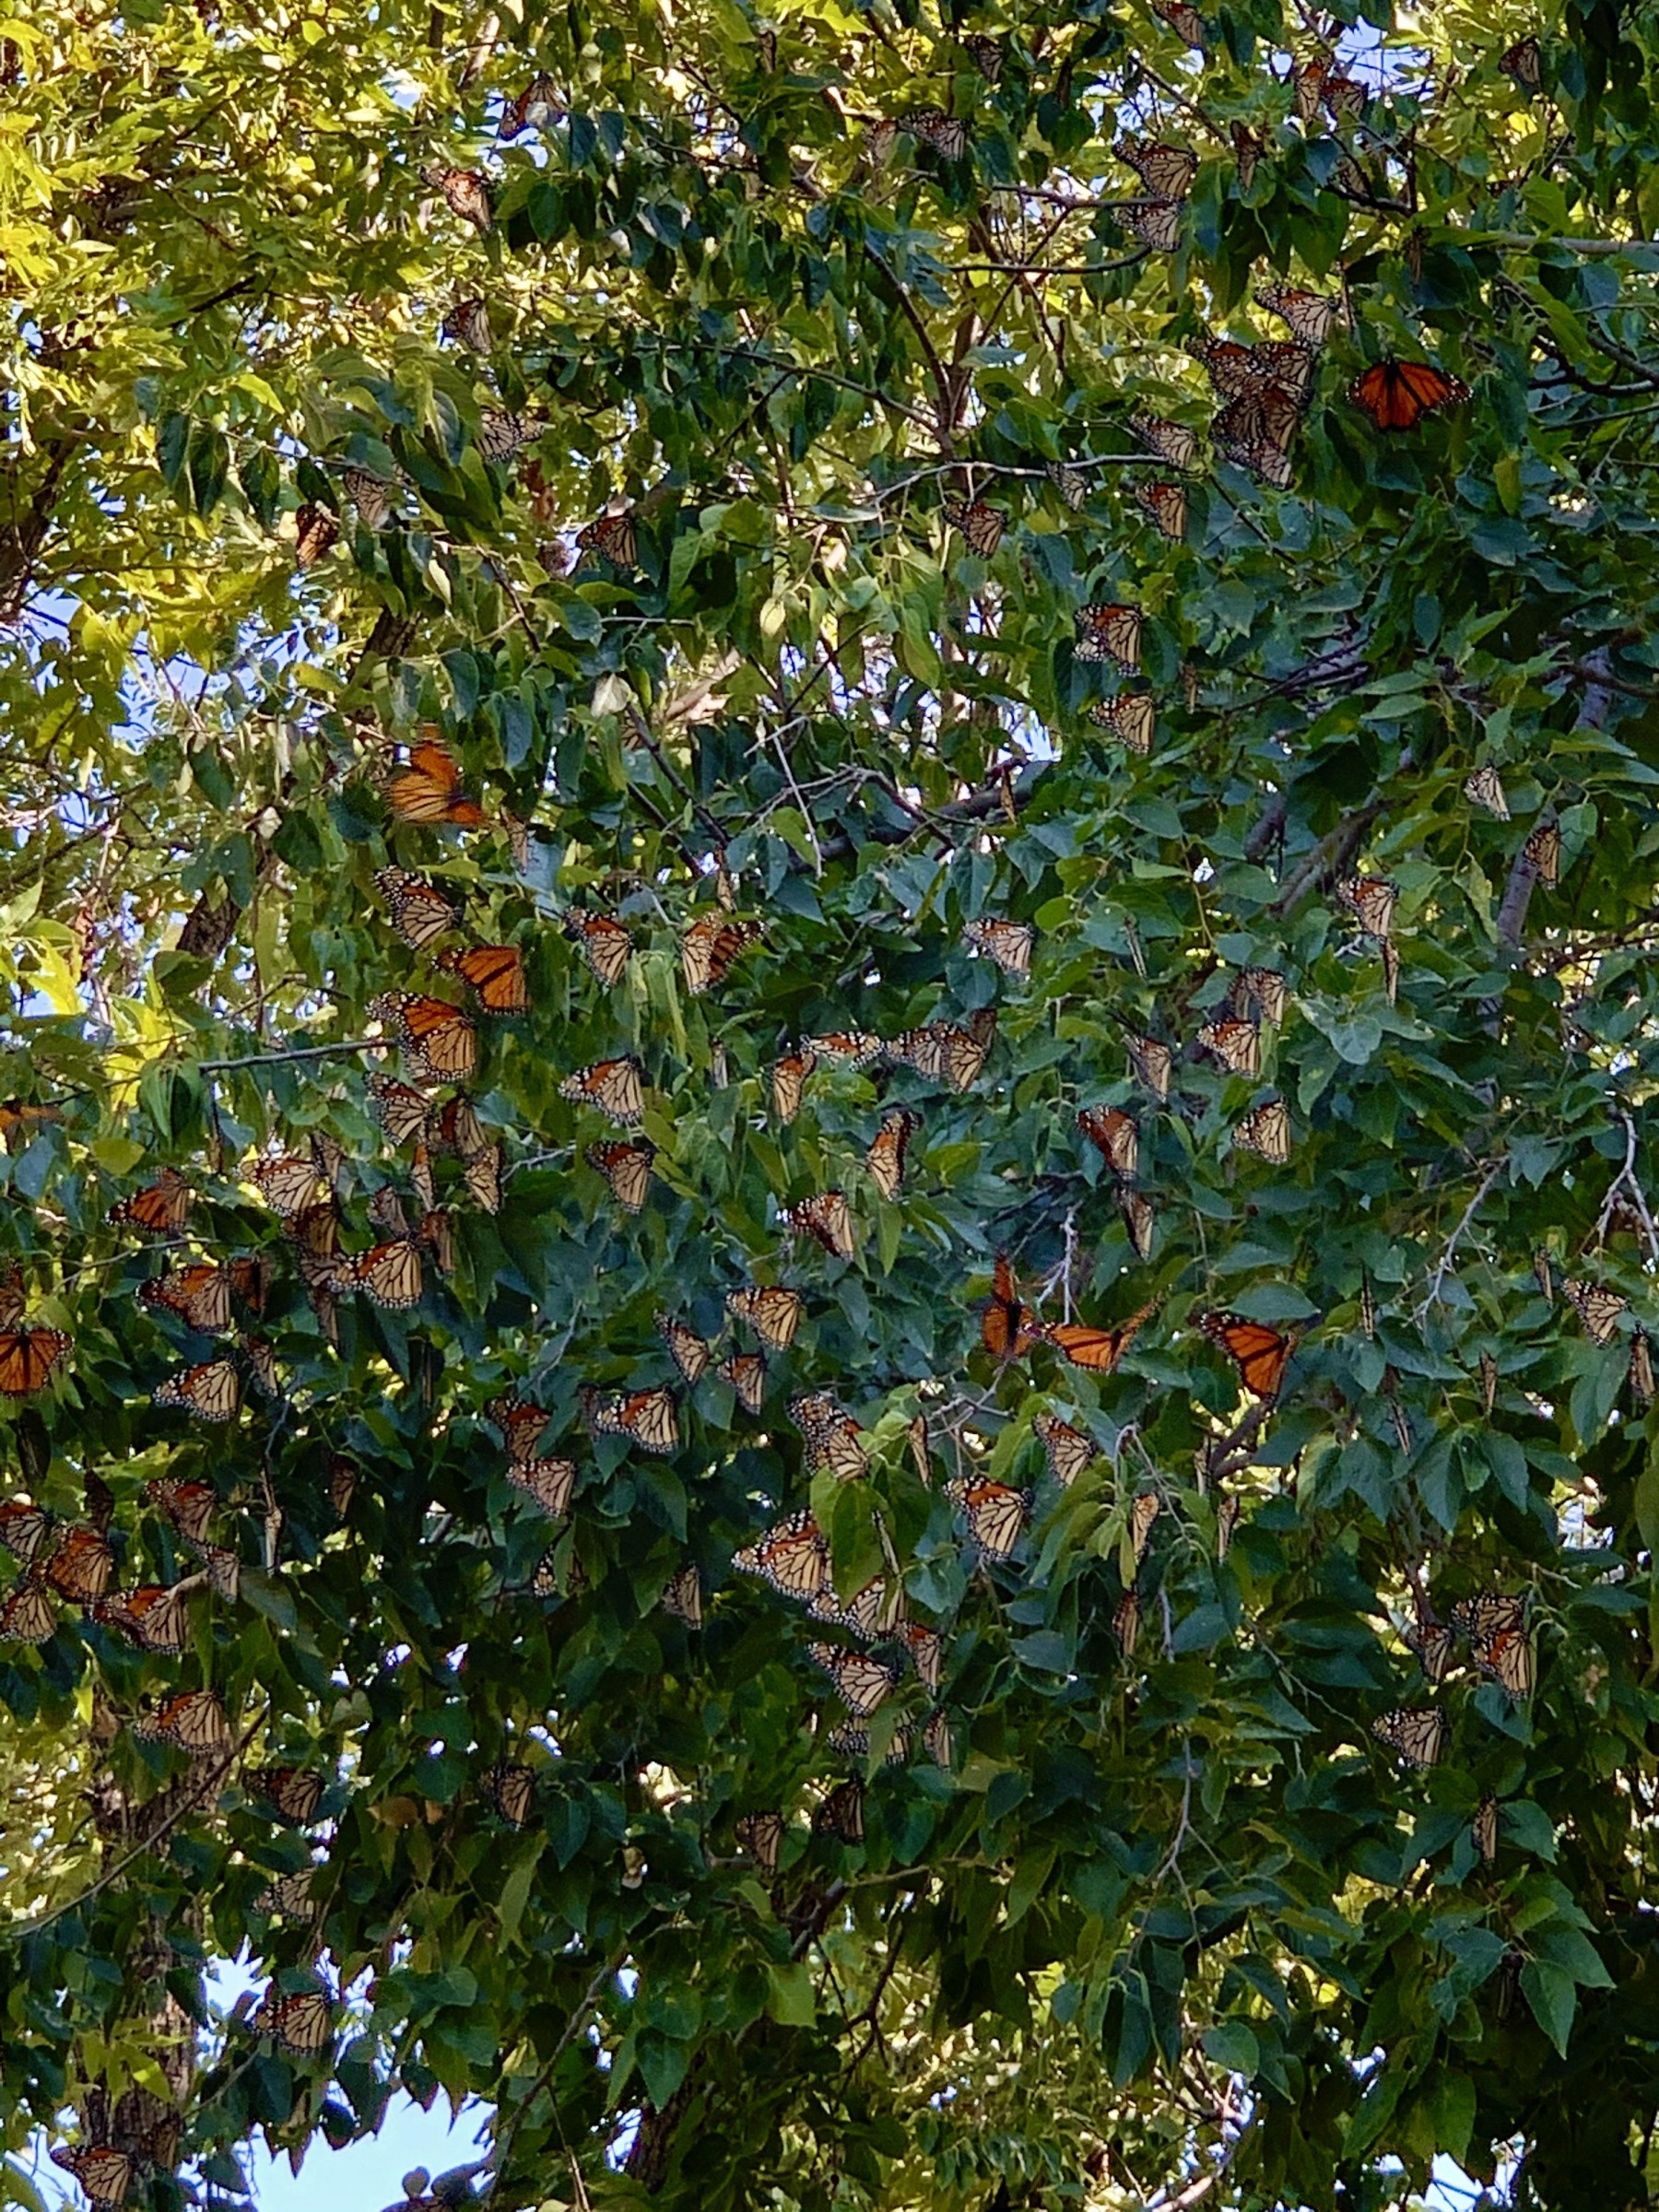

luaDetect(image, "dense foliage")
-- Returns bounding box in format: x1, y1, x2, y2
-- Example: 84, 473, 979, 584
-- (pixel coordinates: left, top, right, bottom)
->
6, 0, 1659, 2204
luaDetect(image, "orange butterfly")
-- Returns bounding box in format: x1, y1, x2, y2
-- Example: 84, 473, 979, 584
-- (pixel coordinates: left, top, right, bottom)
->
259, 1986, 335, 2054
1048, 1303, 1157, 1373
1255, 282, 1337, 348
1077, 1105, 1137, 1179
1135, 479, 1187, 542
1126, 1033, 1173, 1100
1117, 137, 1197, 200
1197, 1016, 1261, 1077
681, 915, 762, 995
1035, 1410, 1095, 1487
1088, 692, 1155, 754
135, 1688, 231, 1758
1120, 198, 1182, 252
564, 909, 633, 987
947, 1477, 1028, 1561
50, 2148, 133, 2210
791, 1392, 867, 1480
866, 1107, 918, 1202
806, 1030, 884, 1069
140, 1262, 237, 1334
427, 163, 491, 229
1198, 1311, 1299, 1400
810, 1643, 899, 1717
576, 511, 637, 567
656, 1311, 713, 1386
721, 1351, 767, 1413
582, 1384, 679, 1453
294, 503, 338, 569
559, 1056, 645, 1124
942, 498, 1005, 559
0, 1583, 56, 1643
91, 1583, 191, 1652
981, 1253, 1043, 1360
726, 1284, 805, 1349
247, 1765, 324, 1822
0, 1323, 70, 1396
0, 1500, 54, 1565
961, 918, 1034, 975
1131, 414, 1203, 472
109, 1168, 192, 1235
500, 70, 560, 136
370, 992, 477, 1081
41, 1527, 116, 1604
154, 1357, 241, 1421
816, 1777, 865, 1842
783, 1190, 856, 1259
1076, 604, 1143, 671
586, 1137, 655, 1210
331, 1239, 423, 1310
771, 1049, 818, 1124
734, 1509, 830, 1600
386, 738, 487, 827
488, 1395, 551, 1461
436, 944, 529, 1014
251, 1147, 326, 1217
486, 1760, 536, 1826
1349, 359, 1470, 432
372, 865, 460, 950
506, 1455, 577, 1516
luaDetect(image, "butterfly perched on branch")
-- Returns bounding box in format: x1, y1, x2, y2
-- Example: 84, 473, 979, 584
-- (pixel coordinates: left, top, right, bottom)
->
1349, 359, 1469, 431
1198, 1312, 1299, 1400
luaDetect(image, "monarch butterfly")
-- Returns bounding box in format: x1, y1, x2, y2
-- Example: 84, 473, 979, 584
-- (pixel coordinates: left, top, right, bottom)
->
0, 1322, 70, 1397
1126, 1033, 1173, 1100
41, 1527, 115, 1604
0, 1500, 53, 1566
139, 1263, 235, 1335
1232, 966, 1288, 1025
1075, 604, 1143, 672
893, 1620, 941, 1694
816, 1777, 865, 1843
1254, 282, 1338, 348
1524, 819, 1560, 887
980, 1253, 1044, 1361
810, 1643, 899, 1717
136, 1689, 231, 1758
962, 918, 1034, 976
1330, 150, 1373, 203
564, 909, 633, 987
1292, 54, 1330, 117
1463, 764, 1510, 819
1371, 1707, 1446, 1767
1197, 1015, 1261, 1077
369, 992, 477, 1083
143, 1478, 218, 1548
1215, 1493, 1241, 1560
435, 944, 529, 1016
1121, 1188, 1156, 1259
500, 69, 561, 135
253, 1146, 331, 1218
726, 1284, 805, 1349
367, 1073, 432, 1148
1050, 1303, 1157, 1374
1198, 1312, 1298, 1400
661, 1564, 702, 1628
1118, 137, 1197, 200
792, 1391, 868, 1480
1533, 1249, 1555, 1303
486, 1760, 536, 1827
947, 1476, 1029, 1562
1336, 874, 1397, 940
248, 1765, 324, 1822
1112, 1589, 1141, 1658
656, 1312, 712, 1387
1120, 198, 1182, 252
1478, 1349, 1498, 1413
783, 1190, 856, 1260
386, 738, 487, 827
453, 1140, 500, 1214
1500, 35, 1541, 88
681, 915, 762, 996
254, 1870, 320, 1920
260, 1987, 335, 2055
342, 465, 393, 529
0, 1099, 62, 1144
371, 866, 461, 955
734, 1510, 830, 1600
331, 1240, 424, 1311
425, 162, 491, 229
487, 1395, 551, 1463
909, 107, 969, 159
1130, 414, 1203, 473
771, 1050, 818, 1124
0, 1582, 55, 1641
582, 1385, 679, 1453
443, 293, 492, 353
49, 2148, 133, 2209
293, 503, 338, 570
1088, 691, 1156, 755
865, 1107, 918, 1203
1155, 0, 1208, 45
91, 1584, 190, 1653
1212, 400, 1299, 488
1473, 1795, 1499, 1865
1631, 1331, 1655, 1407
942, 499, 1005, 559
1135, 479, 1188, 543
735, 1808, 783, 1871
1318, 66, 1366, 115
908, 1412, 931, 1487
1077, 1105, 1138, 1180
961, 30, 1002, 78
720, 1351, 767, 1414
559, 1056, 645, 1125
109, 1168, 192, 1235
1231, 122, 1265, 189
1048, 462, 1089, 510
1232, 1097, 1291, 1163
585, 1137, 655, 1213
480, 409, 535, 464
811, 1576, 903, 1640
1563, 1277, 1627, 1346
1406, 1615, 1456, 1686
575, 511, 638, 568
154, 1359, 240, 1422
805, 1029, 885, 1069
1035, 1409, 1095, 1487
888, 1011, 996, 1090
1349, 359, 1470, 431
1193, 335, 1315, 406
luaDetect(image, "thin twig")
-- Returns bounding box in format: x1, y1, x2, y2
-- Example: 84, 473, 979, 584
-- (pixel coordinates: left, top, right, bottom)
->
1413, 1159, 1504, 1324
198, 1038, 382, 1074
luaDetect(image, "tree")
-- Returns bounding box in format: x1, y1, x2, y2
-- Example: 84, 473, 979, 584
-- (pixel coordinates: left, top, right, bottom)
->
4, 0, 1659, 2203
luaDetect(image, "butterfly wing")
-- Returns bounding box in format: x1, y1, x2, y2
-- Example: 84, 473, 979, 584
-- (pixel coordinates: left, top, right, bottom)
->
1049, 1303, 1156, 1373
1199, 1312, 1295, 1399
